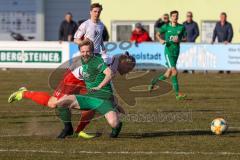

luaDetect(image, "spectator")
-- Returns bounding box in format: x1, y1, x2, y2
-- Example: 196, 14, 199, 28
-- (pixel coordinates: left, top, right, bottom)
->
130, 23, 152, 43
154, 13, 170, 40
154, 13, 170, 29
212, 12, 233, 74
212, 12, 233, 44
59, 12, 78, 42
183, 11, 199, 42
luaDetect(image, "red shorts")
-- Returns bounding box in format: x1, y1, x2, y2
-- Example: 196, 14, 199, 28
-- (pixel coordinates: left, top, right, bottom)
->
53, 70, 87, 99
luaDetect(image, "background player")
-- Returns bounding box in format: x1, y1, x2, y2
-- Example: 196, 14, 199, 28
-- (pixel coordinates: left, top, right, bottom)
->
74, 3, 106, 56
149, 10, 187, 100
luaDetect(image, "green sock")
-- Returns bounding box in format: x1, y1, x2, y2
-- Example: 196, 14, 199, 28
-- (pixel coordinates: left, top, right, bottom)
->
151, 74, 167, 85
158, 74, 167, 81
171, 75, 179, 96
57, 107, 71, 123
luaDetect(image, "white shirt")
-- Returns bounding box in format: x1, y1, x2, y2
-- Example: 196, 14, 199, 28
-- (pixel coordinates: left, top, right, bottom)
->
74, 19, 105, 54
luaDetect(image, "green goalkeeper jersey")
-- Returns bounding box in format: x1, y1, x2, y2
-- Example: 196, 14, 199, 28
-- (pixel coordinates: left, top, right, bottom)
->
158, 23, 186, 56
81, 55, 112, 99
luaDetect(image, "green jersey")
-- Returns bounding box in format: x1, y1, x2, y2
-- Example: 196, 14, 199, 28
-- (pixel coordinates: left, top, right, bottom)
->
158, 23, 186, 56
76, 56, 116, 115
81, 55, 112, 98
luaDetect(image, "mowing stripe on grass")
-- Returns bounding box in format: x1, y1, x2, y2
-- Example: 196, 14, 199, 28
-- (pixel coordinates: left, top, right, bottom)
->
0, 149, 240, 156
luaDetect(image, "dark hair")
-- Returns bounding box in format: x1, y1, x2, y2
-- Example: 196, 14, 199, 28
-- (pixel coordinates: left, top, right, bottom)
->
65, 12, 72, 17
221, 12, 227, 17
90, 3, 103, 11
163, 13, 169, 17
170, 10, 179, 16
78, 39, 94, 52
187, 11, 193, 16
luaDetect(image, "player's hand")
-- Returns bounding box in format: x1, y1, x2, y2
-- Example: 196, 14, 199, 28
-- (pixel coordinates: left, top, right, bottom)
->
172, 37, 179, 43
101, 50, 107, 54
89, 86, 101, 93
159, 39, 166, 44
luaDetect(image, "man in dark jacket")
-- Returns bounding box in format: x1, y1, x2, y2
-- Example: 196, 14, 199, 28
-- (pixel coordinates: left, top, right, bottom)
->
212, 12, 233, 44
154, 13, 170, 40
183, 11, 199, 42
59, 12, 78, 42
212, 12, 233, 74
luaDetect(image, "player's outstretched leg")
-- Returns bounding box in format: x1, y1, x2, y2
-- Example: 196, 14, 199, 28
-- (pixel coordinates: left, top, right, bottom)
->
8, 87, 27, 103
75, 110, 96, 139
8, 87, 52, 106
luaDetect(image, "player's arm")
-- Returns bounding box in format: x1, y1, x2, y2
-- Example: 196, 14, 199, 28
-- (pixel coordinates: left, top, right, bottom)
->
156, 25, 167, 44
74, 23, 86, 45
98, 67, 113, 89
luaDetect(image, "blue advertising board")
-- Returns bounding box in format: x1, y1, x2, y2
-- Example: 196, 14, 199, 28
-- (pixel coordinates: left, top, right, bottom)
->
69, 42, 240, 71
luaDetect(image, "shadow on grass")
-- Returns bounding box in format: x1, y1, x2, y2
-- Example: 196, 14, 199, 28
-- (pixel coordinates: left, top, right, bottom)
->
119, 130, 240, 139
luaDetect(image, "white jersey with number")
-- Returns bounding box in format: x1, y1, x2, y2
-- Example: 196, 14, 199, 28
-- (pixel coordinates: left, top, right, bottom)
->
74, 19, 104, 54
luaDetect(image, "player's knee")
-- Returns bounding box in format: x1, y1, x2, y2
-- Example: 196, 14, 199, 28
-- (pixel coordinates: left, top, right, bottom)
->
47, 96, 57, 108
165, 69, 171, 78
171, 68, 177, 75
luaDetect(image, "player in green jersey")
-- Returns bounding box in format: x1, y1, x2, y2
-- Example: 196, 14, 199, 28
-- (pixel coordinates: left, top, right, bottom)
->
53, 40, 122, 138
149, 10, 187, 100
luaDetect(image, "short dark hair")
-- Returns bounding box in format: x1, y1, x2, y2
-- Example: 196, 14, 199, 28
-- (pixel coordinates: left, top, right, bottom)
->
163, 13, 169, 17
65, 12, 72, 17
78, 39, 94, 52
221, 12, 227, 17
90, 3, 103, 11
187, 11, 193, 16
170, 10, 179, 16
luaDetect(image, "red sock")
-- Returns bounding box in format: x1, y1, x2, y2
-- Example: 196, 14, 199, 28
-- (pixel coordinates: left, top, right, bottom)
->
23, 91, 51, 107
75, 110, 95, 133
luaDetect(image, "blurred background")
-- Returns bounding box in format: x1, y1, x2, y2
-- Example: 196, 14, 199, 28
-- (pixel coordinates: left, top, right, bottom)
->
0, 0, 240, 72
0, 0, 239, 42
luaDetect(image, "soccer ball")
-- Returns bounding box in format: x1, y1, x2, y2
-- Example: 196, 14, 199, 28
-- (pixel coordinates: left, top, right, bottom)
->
210, 118, 228, 135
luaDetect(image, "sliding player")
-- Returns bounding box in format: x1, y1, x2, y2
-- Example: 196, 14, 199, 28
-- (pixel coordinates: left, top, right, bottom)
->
8, 42, 135, 138
149, 10, 187, 100
54, 40, 124, 138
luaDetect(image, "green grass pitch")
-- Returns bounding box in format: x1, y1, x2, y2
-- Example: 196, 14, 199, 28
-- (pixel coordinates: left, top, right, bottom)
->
0, 69, 240, 160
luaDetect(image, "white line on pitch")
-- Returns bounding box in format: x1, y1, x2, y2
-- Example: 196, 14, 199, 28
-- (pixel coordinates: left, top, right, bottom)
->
0, 149, 240, 156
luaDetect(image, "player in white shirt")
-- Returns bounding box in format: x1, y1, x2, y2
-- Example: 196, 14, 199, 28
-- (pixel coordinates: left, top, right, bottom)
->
74, 3, 106, 55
